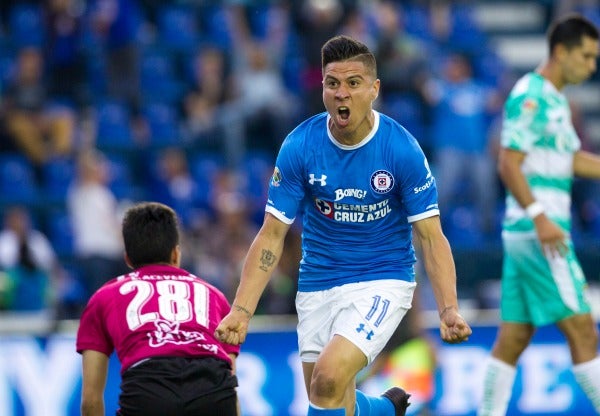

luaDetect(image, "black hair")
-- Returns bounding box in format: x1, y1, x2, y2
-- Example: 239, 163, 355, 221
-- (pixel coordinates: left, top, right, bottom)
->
122, 202, 179, 268
321, 35, 377, 77
547, 13, 599, 55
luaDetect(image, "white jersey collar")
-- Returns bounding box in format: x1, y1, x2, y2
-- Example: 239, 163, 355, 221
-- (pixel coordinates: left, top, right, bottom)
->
326, 110, 380, 150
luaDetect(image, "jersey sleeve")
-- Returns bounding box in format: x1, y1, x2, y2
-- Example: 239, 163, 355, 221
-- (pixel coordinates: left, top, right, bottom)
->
501, 93, 542, 153
397, 131, 439, 223
75, 291, 114, 356
265, 135, 306, 224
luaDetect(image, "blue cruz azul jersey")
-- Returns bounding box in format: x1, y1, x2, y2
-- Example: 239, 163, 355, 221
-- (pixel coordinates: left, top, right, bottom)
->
266, 111, 439, 291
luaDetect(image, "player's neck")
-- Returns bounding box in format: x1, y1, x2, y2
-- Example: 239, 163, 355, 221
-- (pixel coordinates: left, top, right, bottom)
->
536, 61, 565, 90
328, 112, 375, 146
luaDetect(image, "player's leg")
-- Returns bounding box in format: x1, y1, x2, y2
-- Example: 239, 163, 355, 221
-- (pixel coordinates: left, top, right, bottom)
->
299, 280, 414, 415
308, 335, 405, 416
307, 334, 365, 414
558, 312, 600, 411
542, 241, 600, 412
478, 237, 536, 416
478, 322, 535, 416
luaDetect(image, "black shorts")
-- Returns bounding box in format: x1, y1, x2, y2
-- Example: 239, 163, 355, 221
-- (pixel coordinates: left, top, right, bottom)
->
117, 356, 238, 416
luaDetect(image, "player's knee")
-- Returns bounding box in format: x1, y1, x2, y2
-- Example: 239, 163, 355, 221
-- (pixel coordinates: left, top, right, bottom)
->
310, 370, 342, 401
560, 314, 598, 346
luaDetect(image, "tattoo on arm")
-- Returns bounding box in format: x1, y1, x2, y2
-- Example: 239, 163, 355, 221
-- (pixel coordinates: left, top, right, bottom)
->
259, 249, 277, 272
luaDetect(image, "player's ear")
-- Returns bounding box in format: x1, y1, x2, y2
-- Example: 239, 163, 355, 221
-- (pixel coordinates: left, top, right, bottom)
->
171, 245, 181, 266
372, 78, 380, 101
124, 253, 134, 269
554, 43, 569, 61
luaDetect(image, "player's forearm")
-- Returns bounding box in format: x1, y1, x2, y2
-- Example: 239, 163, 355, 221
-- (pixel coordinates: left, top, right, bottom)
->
232, 233, 284, 314
421, 236, 459, 314
573, 150, 600, 179
81, 399, 104, 416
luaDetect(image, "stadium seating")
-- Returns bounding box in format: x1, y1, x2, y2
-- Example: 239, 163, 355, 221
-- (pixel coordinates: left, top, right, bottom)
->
0, 153, 39, 206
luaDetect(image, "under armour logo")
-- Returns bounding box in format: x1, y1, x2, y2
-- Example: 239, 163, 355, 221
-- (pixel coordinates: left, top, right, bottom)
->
356, 323, 374, 340
308, 173, 327, 186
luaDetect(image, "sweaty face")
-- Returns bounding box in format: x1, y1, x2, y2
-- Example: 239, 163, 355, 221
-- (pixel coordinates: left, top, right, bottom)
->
322, 60, 380, 145
561, 36, 599, 85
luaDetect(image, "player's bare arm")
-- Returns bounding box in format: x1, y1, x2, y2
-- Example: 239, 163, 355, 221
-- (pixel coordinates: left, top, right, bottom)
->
80, 350, 109, 416
573, 150, 600, 179
412, 216, 472, 343
215, 213, 290, 345
498, 147, 566, 255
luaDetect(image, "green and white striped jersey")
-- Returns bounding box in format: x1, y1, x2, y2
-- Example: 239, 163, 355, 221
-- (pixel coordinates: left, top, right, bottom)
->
501, 72, 580, 235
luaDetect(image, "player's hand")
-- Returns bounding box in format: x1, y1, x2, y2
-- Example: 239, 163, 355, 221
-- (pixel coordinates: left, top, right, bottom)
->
215, 309, 252, 345
439, 306, 472, 344
534, 215, 567, 257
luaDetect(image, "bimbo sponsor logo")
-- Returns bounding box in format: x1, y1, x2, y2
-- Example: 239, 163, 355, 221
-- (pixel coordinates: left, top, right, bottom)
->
334, 188, 367, 201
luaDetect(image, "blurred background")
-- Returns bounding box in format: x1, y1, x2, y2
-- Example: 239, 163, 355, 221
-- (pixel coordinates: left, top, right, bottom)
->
0, 0, 599, 415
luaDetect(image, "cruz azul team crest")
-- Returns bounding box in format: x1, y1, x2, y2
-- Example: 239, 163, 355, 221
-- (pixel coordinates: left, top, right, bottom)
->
370, 170, 394, 194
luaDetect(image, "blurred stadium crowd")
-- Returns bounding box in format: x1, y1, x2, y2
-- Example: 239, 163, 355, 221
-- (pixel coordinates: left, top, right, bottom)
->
0, 0, 599, 320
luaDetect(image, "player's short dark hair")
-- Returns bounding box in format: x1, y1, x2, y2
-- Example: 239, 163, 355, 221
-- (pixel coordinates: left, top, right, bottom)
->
321, 35, 377, 77
122, 202, 180, 268
547, 13, 599, 54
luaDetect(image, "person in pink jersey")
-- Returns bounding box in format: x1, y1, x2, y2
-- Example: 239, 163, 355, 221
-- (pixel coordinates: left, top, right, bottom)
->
76, 202, 240, 416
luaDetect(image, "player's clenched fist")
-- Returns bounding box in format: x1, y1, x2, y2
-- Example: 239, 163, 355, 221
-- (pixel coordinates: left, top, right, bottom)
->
439, 306, 472, 344
215, 308, 252, 345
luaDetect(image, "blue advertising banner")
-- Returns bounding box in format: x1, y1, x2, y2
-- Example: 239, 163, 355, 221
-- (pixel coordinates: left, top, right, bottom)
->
0, 324, 597, 415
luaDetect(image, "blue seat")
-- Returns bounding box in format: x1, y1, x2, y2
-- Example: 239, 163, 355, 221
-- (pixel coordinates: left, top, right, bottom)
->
104, 154, 138, 200
240, 151, 274, 200
8, 3, 44, 48
199, 5, 232, 49
0, 52, 15, 86
189, 152, 225, 209
449, 4, 488, 54
143, 102, 180, 148
42, 157, 76, 204
0, 153, 39, 205
140, 49, 184, 103
383, 94, 426, 143
46, 208, 74, 257
158, 5, 201, 53
95, 100, 135, 150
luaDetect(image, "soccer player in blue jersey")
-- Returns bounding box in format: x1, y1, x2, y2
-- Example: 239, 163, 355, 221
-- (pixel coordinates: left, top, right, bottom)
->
216, 35, 472, 416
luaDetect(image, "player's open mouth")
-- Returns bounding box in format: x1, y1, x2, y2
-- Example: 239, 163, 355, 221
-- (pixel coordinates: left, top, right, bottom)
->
338, 106, 350, 120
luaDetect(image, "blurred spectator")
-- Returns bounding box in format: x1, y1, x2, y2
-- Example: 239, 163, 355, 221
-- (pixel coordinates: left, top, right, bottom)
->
3, 46, 76, 169
181, 46, 232, 149
229, 8, 298, 156
149, 147, 200, 230
67, 148, 127, 302
371, 1, 433, 151
424, 52, 501, 235
339, 6, 376, 51
44, 0, 91, 111
180, 45, 246, 166
0, 206, 60, 311
190, 170, 258, 300
89, 0, 147, 141
289, 0, 357, 115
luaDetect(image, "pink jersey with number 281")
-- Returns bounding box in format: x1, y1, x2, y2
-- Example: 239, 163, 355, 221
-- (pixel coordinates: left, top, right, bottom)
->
76, 264, 240, 374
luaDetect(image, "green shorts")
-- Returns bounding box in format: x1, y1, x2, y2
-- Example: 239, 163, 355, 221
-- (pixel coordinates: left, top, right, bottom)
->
500, 235, 590, 326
